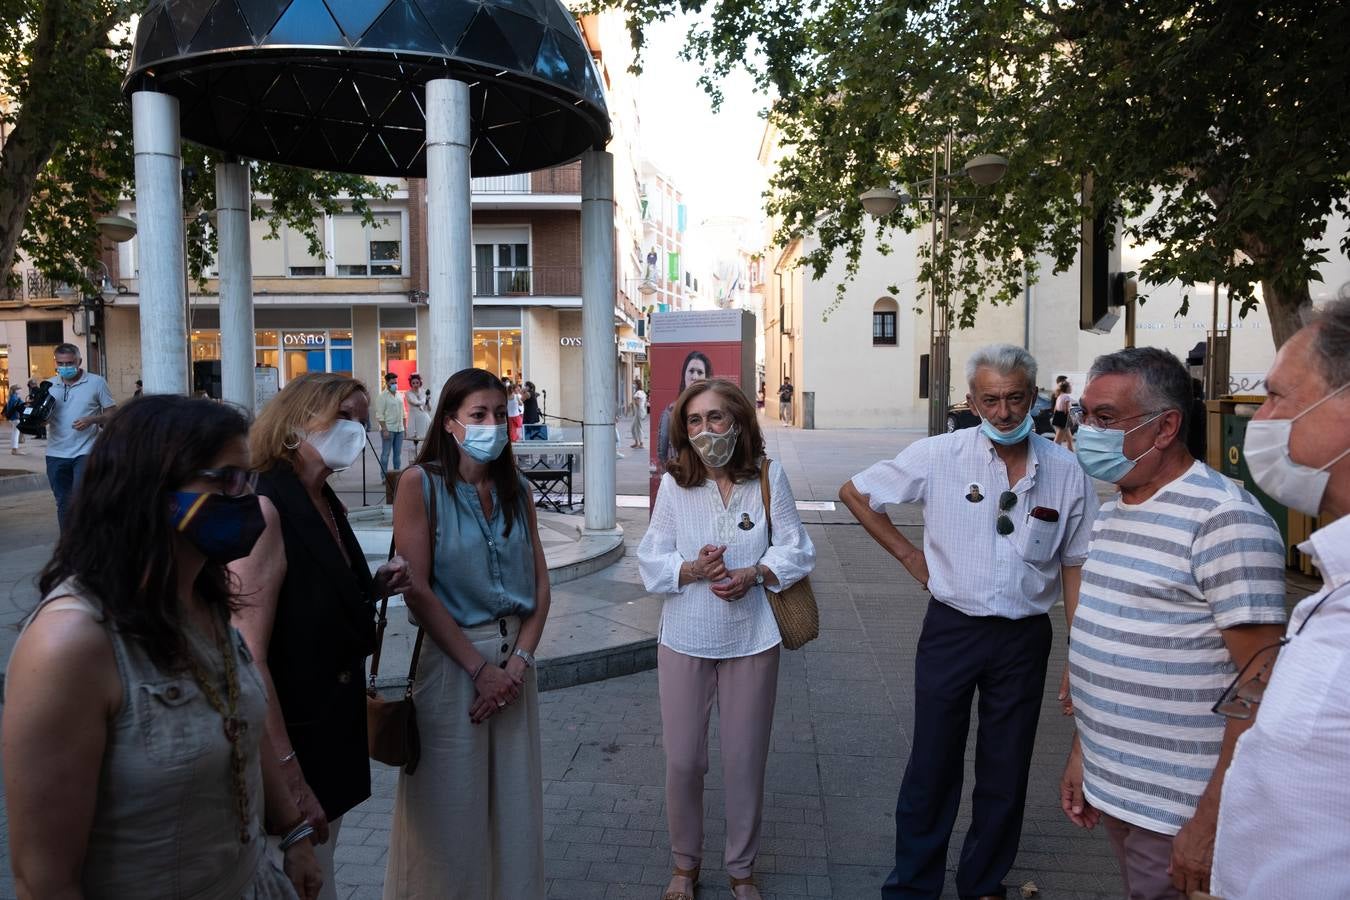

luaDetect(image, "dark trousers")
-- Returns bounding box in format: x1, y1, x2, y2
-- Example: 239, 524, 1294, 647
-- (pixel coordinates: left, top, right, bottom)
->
883, 598, 1052, 900
46, 454, 88, 530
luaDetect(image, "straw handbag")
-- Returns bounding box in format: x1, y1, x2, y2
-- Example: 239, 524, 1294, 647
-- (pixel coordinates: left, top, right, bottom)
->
758, 460, 818, 650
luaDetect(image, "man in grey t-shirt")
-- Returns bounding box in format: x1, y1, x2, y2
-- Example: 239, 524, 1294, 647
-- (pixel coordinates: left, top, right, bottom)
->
46, 343, 115, 527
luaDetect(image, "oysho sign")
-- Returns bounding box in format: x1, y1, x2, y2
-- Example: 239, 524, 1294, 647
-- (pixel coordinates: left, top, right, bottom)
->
284, 332, 327, 348
560, 337, 583, 347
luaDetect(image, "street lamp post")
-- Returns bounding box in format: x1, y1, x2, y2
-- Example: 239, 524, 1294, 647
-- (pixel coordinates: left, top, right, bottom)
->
860, 136, 1007, 435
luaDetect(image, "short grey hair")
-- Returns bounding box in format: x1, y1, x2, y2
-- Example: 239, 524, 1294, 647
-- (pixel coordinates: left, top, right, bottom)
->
965, 343, 1038, 391
1304, 294, 1350, 389
1087, 346, 1192, 435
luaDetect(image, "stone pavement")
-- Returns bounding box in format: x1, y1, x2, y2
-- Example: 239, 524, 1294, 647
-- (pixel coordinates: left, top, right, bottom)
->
0, 417, 1320, 899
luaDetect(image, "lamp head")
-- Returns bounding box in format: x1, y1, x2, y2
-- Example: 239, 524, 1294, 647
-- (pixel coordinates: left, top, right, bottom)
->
95, 215, 137, 243
962, 154, 1009, 187
860, 186, 902, 219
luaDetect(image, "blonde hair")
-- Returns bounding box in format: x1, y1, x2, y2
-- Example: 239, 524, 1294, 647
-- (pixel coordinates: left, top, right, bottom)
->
250, 372, 368, 472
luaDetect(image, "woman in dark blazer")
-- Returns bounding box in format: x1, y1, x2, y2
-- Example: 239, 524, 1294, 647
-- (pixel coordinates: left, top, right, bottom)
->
232, 373, 411, 900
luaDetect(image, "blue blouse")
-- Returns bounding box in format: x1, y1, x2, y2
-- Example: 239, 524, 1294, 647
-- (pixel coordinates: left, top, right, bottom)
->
421, 471, 538, 627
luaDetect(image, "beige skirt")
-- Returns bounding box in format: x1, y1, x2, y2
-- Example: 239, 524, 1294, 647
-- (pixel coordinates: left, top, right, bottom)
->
382, 615, 544, 900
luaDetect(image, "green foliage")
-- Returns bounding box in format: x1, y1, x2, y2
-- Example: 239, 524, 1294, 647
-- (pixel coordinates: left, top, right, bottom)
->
617, 0, 1350, 343
1, 0, 389, 294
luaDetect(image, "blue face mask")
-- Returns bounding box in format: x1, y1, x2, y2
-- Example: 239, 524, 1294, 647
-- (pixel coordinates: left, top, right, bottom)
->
1074, 413, 1162, 483
169, 491, 266, 563
56, 365, 78, 380
454, 420, 509, 462
980, 414, 1034, 446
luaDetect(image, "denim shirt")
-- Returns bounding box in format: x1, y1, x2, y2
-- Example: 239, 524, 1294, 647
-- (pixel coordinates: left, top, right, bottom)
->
424, 470, 537, 627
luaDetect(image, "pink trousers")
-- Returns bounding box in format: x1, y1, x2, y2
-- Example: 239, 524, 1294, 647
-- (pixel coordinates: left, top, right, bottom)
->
1102, 813, 1186, 900
657, 642, 780, 878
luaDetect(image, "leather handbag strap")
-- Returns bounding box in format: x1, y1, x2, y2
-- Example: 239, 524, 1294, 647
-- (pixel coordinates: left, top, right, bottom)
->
369, 466, 436, 688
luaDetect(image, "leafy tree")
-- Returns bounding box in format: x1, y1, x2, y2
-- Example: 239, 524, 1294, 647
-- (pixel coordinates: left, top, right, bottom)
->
0, 0, 387, 296
621, 0, 1350, 345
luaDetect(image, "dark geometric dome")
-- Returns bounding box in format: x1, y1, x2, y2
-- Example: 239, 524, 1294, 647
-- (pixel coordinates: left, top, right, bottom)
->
123, 0, 611, 177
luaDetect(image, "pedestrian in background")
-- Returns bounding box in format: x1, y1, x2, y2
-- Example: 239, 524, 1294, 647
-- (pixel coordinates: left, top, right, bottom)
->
375, 372, 405, 473
507, 380, 525, 442
405, 372, 432, 459
45, 343, 115, 528
840, 344, 1097, 900
522, 380, 545, 440
639, 378, 815, 900
1211, 297, 1350, 898
631, 379, 648, 448
5, 384, 24, 454
1060, 347, 1285, 900
777, 378, 793, 424
3, 396, 322, 900
658, 351, 712, 468
1052, 379, 1075, 450
383, 367, 551, 900
231, 373, 412, 900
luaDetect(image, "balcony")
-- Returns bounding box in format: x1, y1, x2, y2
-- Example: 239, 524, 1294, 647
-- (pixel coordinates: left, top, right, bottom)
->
473, 265, 580, 299
470, 163, 582, 210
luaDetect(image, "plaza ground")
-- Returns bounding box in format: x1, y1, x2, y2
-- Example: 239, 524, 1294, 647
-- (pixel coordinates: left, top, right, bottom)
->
0, 418, 1315, 898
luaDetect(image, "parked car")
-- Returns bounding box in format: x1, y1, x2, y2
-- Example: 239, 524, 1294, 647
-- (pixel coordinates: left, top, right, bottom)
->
947, 389, 1057, 435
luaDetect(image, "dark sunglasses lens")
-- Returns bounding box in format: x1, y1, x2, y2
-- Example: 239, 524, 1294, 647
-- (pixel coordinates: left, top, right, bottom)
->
999, 491, 1017, 511
996, 515, 1014, 536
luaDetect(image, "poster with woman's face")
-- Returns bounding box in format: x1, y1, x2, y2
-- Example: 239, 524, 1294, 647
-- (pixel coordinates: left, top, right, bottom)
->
648, 311, 756, 505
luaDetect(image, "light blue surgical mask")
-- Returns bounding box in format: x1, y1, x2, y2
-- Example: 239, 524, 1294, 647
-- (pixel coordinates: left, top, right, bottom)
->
1074, 413, 1163, 483
454, 420, 509, 462
980, 413, 1034, 446
56, 365, 78, 380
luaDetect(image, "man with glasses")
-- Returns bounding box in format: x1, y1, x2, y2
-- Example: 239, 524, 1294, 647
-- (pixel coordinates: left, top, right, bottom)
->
46, 343, 116, 528
840, 343, 1098, 900
1209, 297, 1350, 898
1060, 346, 1286, 899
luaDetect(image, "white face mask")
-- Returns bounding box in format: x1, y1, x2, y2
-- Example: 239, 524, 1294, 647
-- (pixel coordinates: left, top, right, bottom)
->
1243, 382, 1350, 516
304, 419, 368, 472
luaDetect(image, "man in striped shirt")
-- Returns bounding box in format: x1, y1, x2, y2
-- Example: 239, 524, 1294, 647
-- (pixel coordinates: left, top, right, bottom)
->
1060, 347, 1287, 900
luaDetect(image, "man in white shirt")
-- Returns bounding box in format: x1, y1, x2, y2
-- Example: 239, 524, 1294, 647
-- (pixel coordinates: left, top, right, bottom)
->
840, 344, 1098, 900
1059, 347, 1286, 900
45, 343, 116, 528
374, 372, 405, 473
1210, 296, 1350, 898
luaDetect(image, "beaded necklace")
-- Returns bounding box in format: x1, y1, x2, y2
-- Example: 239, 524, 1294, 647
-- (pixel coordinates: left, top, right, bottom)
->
182, 615, 251, 844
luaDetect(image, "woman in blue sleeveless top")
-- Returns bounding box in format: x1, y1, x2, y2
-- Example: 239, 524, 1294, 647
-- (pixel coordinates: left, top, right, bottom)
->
383, 367, 551, 900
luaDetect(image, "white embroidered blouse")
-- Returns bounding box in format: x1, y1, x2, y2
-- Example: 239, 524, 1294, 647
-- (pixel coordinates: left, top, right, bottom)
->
638, 459, 816, 659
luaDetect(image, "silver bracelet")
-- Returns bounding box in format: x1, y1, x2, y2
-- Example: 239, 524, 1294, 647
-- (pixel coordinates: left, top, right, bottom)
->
513, 647, 536, 668
279, 822, 315, 851
278, 750, 297, 766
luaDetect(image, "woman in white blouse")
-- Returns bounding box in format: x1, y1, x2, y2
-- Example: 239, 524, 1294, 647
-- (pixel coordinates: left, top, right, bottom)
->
638, 378, 815, 900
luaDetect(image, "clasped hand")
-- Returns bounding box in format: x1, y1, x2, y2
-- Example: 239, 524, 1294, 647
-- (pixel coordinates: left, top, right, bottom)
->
469, 656, 525, 724
691, 545, 757, 602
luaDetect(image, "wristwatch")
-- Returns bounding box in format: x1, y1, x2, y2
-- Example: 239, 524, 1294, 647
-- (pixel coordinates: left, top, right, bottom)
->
513, 647, 536, 668
753, 566, 765, 586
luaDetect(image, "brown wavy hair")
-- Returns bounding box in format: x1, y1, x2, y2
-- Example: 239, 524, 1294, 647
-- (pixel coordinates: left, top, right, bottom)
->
250, 372, 369, 472
413, 367, 524, 537
667, 378, 765, 488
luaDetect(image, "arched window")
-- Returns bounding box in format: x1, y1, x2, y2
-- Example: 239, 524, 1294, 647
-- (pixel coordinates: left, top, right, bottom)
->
873, 297, 898, 346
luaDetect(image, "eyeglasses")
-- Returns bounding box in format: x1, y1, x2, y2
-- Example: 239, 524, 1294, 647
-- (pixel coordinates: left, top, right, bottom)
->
195, 466, 259, 498
1211, 583, 1346, 719
1212, 639, 1286, 719
996, 490, 1017, 536
1081, 409, 1163, 430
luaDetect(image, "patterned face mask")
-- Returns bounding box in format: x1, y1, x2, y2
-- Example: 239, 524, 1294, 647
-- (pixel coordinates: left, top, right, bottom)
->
690, 425, 740, 469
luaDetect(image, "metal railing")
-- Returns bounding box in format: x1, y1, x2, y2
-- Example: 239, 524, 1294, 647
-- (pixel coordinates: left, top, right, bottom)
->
470, 164, 582, 195
471, 174, 531, 193
472, 266, 580, 297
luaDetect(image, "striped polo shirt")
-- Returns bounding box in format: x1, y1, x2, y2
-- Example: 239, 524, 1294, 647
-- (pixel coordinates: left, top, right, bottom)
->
1069, 460, 1287, 835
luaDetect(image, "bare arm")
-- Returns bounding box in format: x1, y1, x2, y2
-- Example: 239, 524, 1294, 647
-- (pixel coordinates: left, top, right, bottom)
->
1057, 564, 1083, 715
838, 479, 929, 588
1168, 621, 1286, 895
3, 606, 120, 899
228, 498, 330, 843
